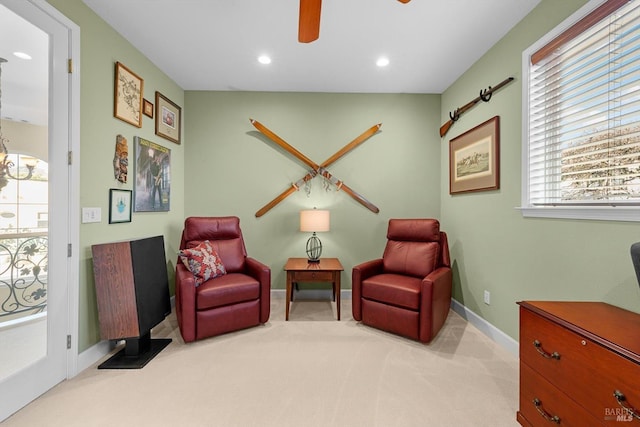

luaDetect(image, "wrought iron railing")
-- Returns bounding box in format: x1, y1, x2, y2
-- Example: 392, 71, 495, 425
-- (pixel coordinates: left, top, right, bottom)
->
0, 232, 48, 321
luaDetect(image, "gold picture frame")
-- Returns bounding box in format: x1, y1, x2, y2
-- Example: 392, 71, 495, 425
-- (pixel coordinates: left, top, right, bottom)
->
155, 91, 182, 144
449, 116, 500, 194
114, 62, 143, 127
143, 98, 154, 118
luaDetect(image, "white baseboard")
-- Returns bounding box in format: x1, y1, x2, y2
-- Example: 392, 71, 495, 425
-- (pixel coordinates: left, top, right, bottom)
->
77, 340, 111, 373
75, 293, 517, 376
450, 299, 518, 357
275, 290, 517, 356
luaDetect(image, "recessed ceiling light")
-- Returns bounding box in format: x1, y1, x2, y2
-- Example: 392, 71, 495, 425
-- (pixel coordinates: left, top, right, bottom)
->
258, 55, 271, 65
13, 52, 32, 60
376, 57, 390, 67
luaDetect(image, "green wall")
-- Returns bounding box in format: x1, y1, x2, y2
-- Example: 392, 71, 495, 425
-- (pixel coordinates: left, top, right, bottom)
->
47, 0, 185, 352
441, 0, 640, 340
184, 91, 441, 293
45, 0, 640, 354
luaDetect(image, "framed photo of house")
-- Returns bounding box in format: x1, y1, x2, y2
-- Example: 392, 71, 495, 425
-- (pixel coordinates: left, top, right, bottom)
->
142, 98, 154, 118
133, 137, 171, 212
155, 91, 181, 144
109, 189, 132, 223
449, 116, 500, 194
114, 62, 143, 128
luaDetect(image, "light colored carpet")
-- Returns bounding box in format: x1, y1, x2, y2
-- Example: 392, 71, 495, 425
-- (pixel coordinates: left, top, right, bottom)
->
3, 298, 520, 427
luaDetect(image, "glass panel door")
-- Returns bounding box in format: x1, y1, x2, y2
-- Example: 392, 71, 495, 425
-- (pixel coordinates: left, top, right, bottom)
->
0, 0, 70, 420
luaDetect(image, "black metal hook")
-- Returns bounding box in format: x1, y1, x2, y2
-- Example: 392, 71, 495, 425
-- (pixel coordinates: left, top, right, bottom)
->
449, 109, 460, 122
480, 87, 492, 102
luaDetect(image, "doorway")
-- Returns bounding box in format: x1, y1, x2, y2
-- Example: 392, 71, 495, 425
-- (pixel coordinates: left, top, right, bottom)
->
0, 0, 79, 421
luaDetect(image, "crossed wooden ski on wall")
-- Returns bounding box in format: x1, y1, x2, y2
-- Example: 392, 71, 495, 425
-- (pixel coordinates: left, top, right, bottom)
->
250, 119, 382, 217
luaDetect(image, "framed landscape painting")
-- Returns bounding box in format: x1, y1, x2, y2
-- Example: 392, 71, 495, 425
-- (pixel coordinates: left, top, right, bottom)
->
449, 116, 500, 194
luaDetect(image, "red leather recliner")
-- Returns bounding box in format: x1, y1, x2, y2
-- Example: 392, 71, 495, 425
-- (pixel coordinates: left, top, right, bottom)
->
352, 218, 452, 343
175, 216, 270, 343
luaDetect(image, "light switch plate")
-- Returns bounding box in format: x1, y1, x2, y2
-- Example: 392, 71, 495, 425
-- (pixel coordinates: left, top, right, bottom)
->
82, 207, 101, 223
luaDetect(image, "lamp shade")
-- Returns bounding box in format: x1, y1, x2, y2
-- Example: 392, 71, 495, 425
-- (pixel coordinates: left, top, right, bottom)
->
300, 209, 330, 232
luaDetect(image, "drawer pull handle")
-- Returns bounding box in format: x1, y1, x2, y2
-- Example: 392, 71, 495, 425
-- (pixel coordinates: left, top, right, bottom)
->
614, 390, 640, 421
533, 398, 561, 424
533, 340, 561, 360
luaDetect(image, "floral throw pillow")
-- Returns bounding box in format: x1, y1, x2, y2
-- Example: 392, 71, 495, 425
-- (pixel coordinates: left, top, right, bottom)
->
179, 240, 226, 286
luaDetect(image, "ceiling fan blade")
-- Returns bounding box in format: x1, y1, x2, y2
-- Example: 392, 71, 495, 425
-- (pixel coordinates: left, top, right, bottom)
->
299, 0, 321, 43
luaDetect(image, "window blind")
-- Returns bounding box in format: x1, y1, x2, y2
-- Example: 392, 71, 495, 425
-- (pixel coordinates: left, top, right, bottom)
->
527, 0, 640, 206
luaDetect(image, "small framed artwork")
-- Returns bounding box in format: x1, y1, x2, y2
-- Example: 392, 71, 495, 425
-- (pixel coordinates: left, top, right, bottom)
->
143, 98, 154, 118
109, 189, 132, 223
155, 91, 182, 144
114, 62, 143, 128
449, 116, 500, 194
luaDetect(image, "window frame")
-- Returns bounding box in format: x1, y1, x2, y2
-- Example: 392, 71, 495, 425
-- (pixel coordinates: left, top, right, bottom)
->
520, 0, 640, 222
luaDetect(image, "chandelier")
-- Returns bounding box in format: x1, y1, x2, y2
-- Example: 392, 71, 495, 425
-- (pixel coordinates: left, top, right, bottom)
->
0, 57, 37, 192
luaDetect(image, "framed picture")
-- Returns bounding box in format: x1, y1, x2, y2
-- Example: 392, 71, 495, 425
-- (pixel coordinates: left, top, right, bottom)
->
133, 137, 171, 212
109, 189, 132, 223
155, 91, 182, 144
449, 116, 500, 194
143, 98, 154, 118
114, 62, 143, 127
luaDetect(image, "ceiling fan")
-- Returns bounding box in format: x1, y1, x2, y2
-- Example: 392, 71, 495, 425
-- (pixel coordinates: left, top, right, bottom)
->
298, 0, 411, 43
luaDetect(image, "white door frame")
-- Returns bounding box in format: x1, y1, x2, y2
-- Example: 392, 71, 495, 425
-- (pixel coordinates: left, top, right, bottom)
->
31, 0, 80, 380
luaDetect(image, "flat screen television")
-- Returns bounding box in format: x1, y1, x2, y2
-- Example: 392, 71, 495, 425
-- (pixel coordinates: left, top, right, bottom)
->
91, 235, 171, 369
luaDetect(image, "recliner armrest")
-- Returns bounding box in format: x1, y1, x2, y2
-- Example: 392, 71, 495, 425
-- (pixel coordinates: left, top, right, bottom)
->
245, 257, 270, 278
423, 266, 451, 290
245, 257, 271, 323
419, 266, 453, 342
175, 262, 197, 342
353, 258, 384, 281
352, 258, 384, 320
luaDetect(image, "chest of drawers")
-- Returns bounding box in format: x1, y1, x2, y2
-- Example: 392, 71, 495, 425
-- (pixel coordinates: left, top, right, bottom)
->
517, 301, 640, 426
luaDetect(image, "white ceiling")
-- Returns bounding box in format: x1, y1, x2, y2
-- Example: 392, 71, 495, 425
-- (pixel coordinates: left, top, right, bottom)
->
82, 0, 540, 93
0, 0, 541, 127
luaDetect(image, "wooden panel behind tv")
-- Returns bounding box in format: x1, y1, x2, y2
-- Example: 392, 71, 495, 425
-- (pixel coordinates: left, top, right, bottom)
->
92, 241, 140, 340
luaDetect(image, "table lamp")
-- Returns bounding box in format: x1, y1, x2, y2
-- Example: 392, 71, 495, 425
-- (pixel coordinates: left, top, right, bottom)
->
299, 208, 330, 262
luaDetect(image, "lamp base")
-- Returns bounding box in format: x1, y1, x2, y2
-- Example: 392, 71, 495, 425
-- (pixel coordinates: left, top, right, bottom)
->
305, 233, 323, 262
307, 258, 320, 263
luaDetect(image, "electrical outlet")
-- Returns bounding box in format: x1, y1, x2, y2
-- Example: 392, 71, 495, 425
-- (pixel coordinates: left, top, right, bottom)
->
483, 290, 491, 305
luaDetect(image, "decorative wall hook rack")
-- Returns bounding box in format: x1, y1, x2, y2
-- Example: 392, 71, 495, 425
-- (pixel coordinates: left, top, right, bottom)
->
250, 119, 381, 217
440, 77, 514, 138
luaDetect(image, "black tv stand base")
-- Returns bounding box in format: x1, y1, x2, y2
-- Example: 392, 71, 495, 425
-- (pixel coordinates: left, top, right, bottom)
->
98, 332, 171, 369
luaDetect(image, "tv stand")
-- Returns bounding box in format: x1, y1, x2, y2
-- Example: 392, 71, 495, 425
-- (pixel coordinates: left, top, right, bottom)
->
91, 236, 172, 370
98, 332, 171, 369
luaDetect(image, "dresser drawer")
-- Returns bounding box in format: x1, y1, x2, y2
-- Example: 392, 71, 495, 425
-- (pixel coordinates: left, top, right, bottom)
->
520, 362, 600, 427
291, 270, 334, 282
520, 307, 640, 424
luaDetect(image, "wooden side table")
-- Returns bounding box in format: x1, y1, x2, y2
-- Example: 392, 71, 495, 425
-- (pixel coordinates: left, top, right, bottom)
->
284, 257, 344, 321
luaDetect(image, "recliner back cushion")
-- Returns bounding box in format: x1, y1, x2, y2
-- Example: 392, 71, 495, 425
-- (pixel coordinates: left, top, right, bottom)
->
182, 217, 247, 273
387, 219, 440, 242
382, 240, 439, 278
187, 238, 245, 273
